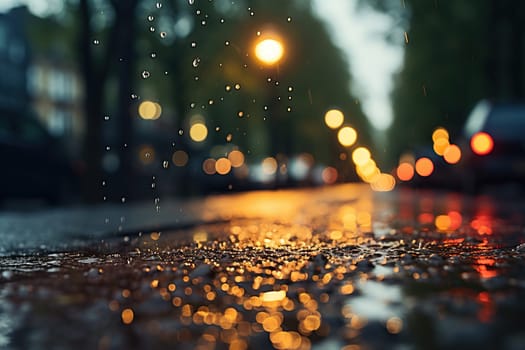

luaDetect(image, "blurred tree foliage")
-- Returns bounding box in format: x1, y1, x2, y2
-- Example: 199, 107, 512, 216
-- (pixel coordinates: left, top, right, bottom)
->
27, 0, 372, 200
361, 0, 525, 167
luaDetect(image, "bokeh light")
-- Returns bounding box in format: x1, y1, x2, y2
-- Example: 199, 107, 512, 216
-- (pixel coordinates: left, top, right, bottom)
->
172, 150, 189, 167
215, 157, 232, 175
262, 157, 278, 175
337, 126, 357, 147
396, 162, 414, 181
190, 123, 208, 142
432, 127, 449, 143
415, 157, 434, 177
351, 147, 371, 166
471, 132, 494, 155
255, 38, 284, 65
371, 173, 396, 192
443, 144, 462, 164
138, 101, 161, 120
202, 158, 216, 175
321, 166, 338, 184
433, 137, 450, 156
228, 150, 245, 168
324, 109, 344, 129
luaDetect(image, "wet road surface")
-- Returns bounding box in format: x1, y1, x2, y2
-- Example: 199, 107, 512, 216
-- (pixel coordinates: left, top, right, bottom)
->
1, 184, 525, 350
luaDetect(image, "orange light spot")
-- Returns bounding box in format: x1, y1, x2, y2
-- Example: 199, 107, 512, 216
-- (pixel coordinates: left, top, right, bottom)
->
433, 137, 449, 156
443, 144, 462, 164
447, 211, 462, 230
415, 157, 434, 177
418, 213, 434, 224
471, 132, 494, 155
215, 157, 232, 175
396, 162, 414, 181
435, 215, 451, 231
121, 308, 134, 324
432, 127, 449, 143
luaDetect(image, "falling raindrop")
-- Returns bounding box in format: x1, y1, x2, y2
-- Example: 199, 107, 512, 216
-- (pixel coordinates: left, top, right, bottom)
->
156, 2, 162, 9
141, 70, 150, 79
163, 161, 169, 168
160, 31, 167, 39
192, 57, 201, 67
149, 26, 155, 32
147, 15, 154, 22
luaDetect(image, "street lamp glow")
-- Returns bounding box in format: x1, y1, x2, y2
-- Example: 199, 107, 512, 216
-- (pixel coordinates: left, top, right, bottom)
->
255, 38, 284, 65
324, 109, 344, 129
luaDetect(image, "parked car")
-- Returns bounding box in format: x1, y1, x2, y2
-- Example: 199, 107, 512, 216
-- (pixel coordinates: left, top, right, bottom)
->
0, 110, 78, 204
461, 100, 525, 191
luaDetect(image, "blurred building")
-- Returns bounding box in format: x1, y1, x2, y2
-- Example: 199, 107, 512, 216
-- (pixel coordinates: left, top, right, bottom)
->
27, 56, 84, 156
0, 6, 84, 158
0, 6, 29, 116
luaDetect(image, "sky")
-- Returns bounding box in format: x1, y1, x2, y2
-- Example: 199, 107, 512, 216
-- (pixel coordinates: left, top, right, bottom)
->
313, 0, 404, 131
1, 0, 404, 132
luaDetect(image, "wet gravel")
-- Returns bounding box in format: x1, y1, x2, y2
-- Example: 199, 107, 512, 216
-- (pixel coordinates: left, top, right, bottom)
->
1, 185, 525, 350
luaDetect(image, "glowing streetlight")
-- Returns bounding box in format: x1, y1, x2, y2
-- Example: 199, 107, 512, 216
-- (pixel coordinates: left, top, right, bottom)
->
255, 38, 284, 65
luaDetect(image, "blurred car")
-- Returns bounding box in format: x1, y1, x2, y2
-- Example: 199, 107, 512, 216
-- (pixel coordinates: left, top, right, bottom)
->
461, 100, 525, 191
0, 111, 78, 204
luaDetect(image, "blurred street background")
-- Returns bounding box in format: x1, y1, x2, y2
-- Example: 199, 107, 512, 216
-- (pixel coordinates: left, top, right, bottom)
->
1, 0, 524, 207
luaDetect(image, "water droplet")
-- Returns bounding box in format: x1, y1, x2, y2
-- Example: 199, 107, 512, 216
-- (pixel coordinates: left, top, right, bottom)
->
93, 39, 100, 45
267, 77, 272, 82
121, 197, 126, 203
225, 41, 230, 46
238, 111, 244, 118
147, 15, 154, 22
149, 26, 155, 32
194, 76, 199, 81
104, 115, 110, 121
150, 52, 157, 58
287, 107, 292, 112
101, 180, 106, 186
201, 20, 206, 26
263, 105, 268, 111
191, 41, 197, 48
287, 16, 292, 22
131, 93, 138, 99
156, 2, 162, 9
225, 85, 231, 92
178, 129, 184, 135
196, 10, 201, 15
163, 161, 169, 168
288, 86, 293, 92
208, 99, 214, 105
192, 57, 201, 67
151, 183, 156, 189
226, 134, 232, 142
234, 83, 241, 90
105, 146, 111, 151
215, 126, 220, 131
141, 70, 150, 79
256, 31, 261, 36
220, 18, 225, 23
190, 102, 196, 108
160, 31, 167, 38
250, 12, 254, 16
188, 0, 194, 4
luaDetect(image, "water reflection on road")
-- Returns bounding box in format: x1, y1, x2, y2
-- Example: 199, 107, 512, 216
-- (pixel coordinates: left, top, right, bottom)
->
0, 184, 525, 349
